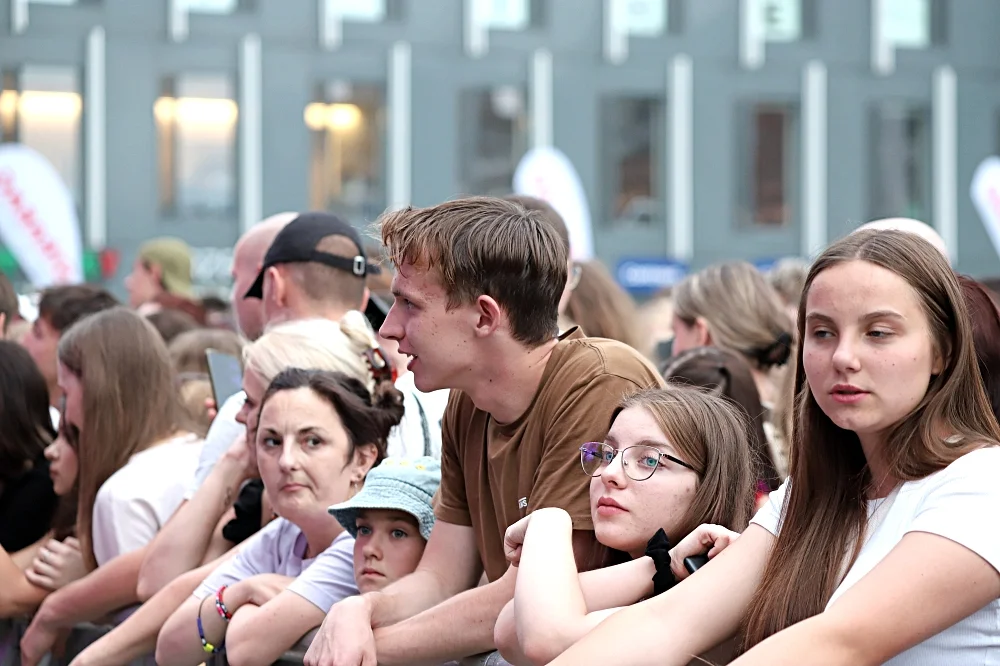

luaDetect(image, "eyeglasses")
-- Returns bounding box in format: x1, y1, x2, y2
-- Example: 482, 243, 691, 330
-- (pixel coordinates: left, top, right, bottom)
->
579, 442, 698, 481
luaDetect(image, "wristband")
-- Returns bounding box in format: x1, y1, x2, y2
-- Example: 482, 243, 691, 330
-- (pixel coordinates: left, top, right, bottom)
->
645, 528, 678, 596
197, 595, 224, 654
215, 585, 233, 621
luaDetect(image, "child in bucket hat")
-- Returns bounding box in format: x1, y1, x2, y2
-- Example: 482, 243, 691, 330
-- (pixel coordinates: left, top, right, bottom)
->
328, 456, 440, 593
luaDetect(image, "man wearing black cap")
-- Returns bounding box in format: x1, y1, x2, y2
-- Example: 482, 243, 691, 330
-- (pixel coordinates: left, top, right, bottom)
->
244, 211, 380, 325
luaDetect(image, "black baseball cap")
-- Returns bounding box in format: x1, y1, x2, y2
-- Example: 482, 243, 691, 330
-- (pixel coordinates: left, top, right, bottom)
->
244, 212, 380, 300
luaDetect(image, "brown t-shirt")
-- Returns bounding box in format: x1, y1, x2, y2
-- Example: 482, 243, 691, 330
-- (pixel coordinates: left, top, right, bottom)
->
436, 328, 665, 581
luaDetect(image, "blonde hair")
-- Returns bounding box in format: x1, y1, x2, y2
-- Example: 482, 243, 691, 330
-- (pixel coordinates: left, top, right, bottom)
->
673, 262, 793, 371
245, 311, 378, 391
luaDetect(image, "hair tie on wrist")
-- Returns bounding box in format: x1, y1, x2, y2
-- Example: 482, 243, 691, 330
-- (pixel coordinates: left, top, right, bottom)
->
215, 585, 232, 621
645, 528, 678, 596
197, 595, 224, 654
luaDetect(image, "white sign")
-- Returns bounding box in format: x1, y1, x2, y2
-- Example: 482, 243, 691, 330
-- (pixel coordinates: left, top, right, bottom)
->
513, 146, 594, 261
0, 144, 83, 287
971, 156, 1000, 261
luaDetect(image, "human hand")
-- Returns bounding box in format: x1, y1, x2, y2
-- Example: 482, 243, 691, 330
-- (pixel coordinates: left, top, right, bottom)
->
303, 596, 377, 666
221, 432, 257, 482
205, 397, 219, 421
228, 573, 293, 608
668, 524, 740, 581
19, 610, 63, 666
25, 537, 87, 592
503, 515, 532, 567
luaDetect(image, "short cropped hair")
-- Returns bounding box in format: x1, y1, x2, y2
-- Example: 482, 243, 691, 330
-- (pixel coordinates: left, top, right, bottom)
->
502, 195, 570, 255
379, 196, 567, 346
285, 235, 367, 312
38, 285, 119, 334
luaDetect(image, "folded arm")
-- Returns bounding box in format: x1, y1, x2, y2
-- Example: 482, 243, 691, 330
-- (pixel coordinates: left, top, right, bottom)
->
0, 545, 48, 617
732, 531, 1000, 666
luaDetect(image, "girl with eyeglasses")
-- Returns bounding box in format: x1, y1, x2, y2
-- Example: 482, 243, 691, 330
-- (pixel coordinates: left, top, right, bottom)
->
494, 385, 756, 666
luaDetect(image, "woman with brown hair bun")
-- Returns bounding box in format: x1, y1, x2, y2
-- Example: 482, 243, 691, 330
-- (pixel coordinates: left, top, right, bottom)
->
546, 230, 1000, 665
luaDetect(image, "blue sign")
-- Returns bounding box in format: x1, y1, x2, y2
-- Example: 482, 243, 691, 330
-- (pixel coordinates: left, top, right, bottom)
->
616, 258, 689, 293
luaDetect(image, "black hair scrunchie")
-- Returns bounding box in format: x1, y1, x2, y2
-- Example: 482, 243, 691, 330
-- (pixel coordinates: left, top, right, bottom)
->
645, 528, 678, 596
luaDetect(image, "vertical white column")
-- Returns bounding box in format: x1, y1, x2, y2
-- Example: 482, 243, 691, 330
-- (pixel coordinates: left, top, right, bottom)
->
388, 41, 412, 211
740, 0, 766, 70
319, 0, 342, 50
85, 26, 107, 249
239, 34, 262, 233
802, 60, 828, 258
604, 0, 628, 65
933, 65, 957, 261
464, 0, 488, 58
871, 0, 895, 75
11, 0, 28, 34
530, 49, 553, 149
169, 0, 189, 42
669, 54, 693, 261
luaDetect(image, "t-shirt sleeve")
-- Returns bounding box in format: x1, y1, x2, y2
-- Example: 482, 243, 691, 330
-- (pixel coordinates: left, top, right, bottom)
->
749, 480, 788, 536
185, 393, 246, 500
528, 372, 651, 529
286, 533, 359, 613
194, 518, 283, 599
434, 392, 473, 527
92, 490, 160, 565
907, 447, 1000, 573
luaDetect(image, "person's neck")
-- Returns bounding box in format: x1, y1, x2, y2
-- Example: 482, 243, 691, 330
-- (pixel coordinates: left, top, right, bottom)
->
464, 337, 560, 425
297, 513, 345, 559
750, 367, 776, 406
858, 431, 897, 499
48, 385, 61, 410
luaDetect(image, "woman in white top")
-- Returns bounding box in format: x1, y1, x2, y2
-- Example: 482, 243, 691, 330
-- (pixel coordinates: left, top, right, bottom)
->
547, 230, 1000, 666
157, 368, 404, 666
56, 307, 200, 569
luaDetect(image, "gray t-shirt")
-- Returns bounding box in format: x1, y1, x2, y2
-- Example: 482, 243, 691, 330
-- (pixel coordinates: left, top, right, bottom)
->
195, 517, 358, 613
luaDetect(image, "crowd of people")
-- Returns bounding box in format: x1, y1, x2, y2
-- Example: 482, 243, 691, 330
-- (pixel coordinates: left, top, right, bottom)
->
0, 196, 998, 666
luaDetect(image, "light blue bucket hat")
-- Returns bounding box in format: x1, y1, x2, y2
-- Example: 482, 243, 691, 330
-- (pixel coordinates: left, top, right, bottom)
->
329, 456, 441, 541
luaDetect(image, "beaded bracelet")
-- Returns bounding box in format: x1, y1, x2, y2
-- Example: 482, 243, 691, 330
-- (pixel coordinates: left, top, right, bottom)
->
215, 585, 233, 621
197, 594, 224, 654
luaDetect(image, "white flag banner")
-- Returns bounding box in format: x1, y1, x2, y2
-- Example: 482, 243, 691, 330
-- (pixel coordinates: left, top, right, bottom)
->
971, 156, 1000, 261
0, 144, 83, 287
513, 146, 595, 261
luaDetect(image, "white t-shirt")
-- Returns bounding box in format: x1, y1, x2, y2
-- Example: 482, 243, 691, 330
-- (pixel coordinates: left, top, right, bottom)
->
751, 447, 1000, 665
185, 391, 246, 499
387, 372, 449, 459
195, 518, 358, 613
92, 433, 202, 566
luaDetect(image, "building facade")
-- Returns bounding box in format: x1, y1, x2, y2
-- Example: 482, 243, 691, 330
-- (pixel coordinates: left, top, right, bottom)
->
0, 0, 998, 295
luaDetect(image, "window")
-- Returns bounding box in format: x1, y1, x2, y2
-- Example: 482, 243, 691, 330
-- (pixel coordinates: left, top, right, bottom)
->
762, 0, 802, 42
869, 102, 930, 222
601, 96, 664, 225
879, 0, 939, 49
742, 104, 797, 226
610, 0, 667, 37
458, 86, 528, 197
0, 66, 82, 203
155, 74, 237, 218
305, 81, 386, 225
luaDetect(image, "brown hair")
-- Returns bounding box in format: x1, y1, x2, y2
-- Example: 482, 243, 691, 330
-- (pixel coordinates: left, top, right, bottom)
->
0, 340, 56, 483
145, 307, 200, 344
663, 346, 781, 491
959, 276, 1000, 422
502, 194, 571, 254
58, 307, 187, 569
169, 328, 245, 376
674, 262, 794, 370
38, 285, 119, 334
259, 368, 404, 467
50, 404, 80, 541
565, 260, 648, 357
379, 196, 567, 346
742, 230, 1000, 649
613, 386, 756, 543
285, 235, 368, 312
0, 272, 16, 334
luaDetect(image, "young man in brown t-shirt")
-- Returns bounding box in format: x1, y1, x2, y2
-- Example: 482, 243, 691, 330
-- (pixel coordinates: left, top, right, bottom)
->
305, 196, 663, 666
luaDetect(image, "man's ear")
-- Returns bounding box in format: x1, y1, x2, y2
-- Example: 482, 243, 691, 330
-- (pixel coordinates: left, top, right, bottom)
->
267, 266, 288, 307
473, 295, 503, 339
